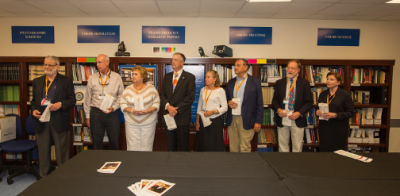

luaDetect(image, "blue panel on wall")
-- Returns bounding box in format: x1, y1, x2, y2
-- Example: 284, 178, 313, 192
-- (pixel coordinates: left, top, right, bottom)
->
229, 27, 272, 45
77, 25, 120, 43
12, 26, 54, 44
142, 26, 185, 44
318, 28, 360, 46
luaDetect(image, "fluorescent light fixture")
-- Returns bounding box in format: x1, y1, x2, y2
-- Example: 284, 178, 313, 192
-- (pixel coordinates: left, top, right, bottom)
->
386, 0, 400, 3
248, 0, 291, 2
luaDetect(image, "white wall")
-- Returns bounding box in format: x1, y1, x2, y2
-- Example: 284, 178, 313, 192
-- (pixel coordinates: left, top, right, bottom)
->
0, 17, 399, 151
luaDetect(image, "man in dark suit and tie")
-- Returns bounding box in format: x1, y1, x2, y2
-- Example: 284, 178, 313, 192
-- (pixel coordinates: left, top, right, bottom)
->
31, 56, 76, 177
160, 52, 196, 151
226, 59, 263, 153
272, 60, 312, 152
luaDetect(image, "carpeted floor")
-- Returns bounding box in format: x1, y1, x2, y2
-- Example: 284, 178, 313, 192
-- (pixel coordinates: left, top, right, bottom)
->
0, 170, 38, 196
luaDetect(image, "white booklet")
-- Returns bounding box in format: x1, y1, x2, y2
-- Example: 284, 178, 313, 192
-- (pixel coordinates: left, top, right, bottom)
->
97, 161, 121, 174
134, 97, 145, 111
164, 114, 177, 130
318, 103, 329, 121
39, 105, 51, 122
100, 94, 115, 112
282, 110, 293, 126
231, 98, 241, 115
199, 111, 212, 127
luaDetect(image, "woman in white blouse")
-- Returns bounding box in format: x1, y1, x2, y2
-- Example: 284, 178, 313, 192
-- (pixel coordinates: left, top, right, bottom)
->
120, 66, 160, 151
195, 70, 228, 151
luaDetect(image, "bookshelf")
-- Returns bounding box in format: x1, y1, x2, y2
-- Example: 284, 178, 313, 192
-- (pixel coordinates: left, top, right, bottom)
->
0, 57, 394, 158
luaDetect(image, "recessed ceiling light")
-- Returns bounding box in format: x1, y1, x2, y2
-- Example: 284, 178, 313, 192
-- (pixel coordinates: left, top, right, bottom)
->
386, 0, 400, 3
248, 0, 291, 2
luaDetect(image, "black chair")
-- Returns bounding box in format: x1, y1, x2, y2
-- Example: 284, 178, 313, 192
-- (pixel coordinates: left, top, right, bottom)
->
2, 114, 40, 184
0, 114, 21, 182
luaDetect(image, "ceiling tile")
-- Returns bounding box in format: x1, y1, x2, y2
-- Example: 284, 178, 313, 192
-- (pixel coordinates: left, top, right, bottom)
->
306, 14, 346, 20
239, 2, 289, 14
88, 12, 126, 17
341, 15, 381, 20
199, 13, 235, 17
113, 1, 159, 13
162, 12, 199, 17
0, 1, 44, 12
0, 12, 19, 17
51, 12, 91, 17
24, 1, 82, 13
339, 0, 388, 3
271, 14, 310, 19
157, 1, 200, 13
125, 12, 162, 17
277, 2, 334, 15
293, 0, 341, 2
355, 4, 400, 16
376, 15, 400, 20
15, 12, 57, 17
235, 13, 273, 18
68, 1, 121, 12
315, 3, 378, 15
200, 1, 244, 13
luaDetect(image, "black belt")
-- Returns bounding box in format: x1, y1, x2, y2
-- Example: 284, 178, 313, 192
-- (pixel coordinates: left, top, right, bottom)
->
91, 106, 102, 111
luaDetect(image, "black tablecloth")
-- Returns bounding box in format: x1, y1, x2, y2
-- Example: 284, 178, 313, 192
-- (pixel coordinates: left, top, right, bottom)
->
260, 152, 400, 180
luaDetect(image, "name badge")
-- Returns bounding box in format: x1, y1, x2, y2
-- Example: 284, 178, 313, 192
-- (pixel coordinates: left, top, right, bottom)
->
41, 98, 51, 106
99, 92, 106, 100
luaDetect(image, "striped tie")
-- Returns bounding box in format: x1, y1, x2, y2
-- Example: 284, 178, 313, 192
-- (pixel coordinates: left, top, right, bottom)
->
173, 72, 178, 91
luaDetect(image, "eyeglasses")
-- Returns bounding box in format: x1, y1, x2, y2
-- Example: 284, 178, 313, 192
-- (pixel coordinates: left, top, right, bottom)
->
43, 64, 57, 67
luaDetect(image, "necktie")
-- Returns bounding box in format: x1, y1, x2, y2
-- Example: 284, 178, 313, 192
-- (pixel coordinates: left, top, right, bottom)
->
173, 72, 178, 91
289, 79, 295, 111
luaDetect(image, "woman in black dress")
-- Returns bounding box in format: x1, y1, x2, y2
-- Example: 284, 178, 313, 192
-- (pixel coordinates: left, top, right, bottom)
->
316, 72, 355, 152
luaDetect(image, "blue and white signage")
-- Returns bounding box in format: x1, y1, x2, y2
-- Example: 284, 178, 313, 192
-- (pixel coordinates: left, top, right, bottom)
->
318, 28, 360, 46
142, 26, 185, 44
77, 25, 120, 43
229, 27, 272, 45
166, 65, 204, 123
12, 26, 54, 44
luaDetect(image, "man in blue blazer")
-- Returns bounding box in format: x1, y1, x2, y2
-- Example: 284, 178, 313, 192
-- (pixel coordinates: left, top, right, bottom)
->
272, 60, 312, 152
31, 56, 76, 177
226, 59, 263, 152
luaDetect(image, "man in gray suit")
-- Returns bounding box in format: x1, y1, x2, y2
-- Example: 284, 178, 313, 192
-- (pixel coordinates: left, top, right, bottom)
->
31, 56, 75, 177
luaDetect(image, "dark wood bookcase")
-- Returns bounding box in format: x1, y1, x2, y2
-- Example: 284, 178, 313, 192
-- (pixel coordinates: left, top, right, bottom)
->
0, 57, 394, 160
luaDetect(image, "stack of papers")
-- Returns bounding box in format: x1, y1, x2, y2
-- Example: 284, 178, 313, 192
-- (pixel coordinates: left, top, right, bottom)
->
128, 179, 175, 196
97, 161, 121, 174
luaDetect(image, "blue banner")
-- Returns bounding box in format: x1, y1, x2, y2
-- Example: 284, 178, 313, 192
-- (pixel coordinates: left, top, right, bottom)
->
318, 28, 360, 46
229, 27, 272, 45
142, 26, 185, 44
12, 26, 54, 44
77, 25, 120, 43
166, 65, 204, 123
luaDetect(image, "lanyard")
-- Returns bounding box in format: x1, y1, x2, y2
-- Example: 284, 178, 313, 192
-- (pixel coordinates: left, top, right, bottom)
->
286, 77, 298, 98
100, 71, 110, 92
235, 74, 248, 97
205, 86, 215, 108
327, 94, 336, 105
45, 75, 54, 99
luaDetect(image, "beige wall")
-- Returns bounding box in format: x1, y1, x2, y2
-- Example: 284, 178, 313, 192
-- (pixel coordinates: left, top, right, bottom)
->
0, 17, 399, 151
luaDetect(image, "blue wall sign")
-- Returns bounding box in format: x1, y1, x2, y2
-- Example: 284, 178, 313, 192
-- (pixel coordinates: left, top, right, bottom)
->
77, 25, 120, 43
12, 26, 54, 44
142, 26, 185, 44
166, 65, 204, 123
229, 27, 272, 45
318, 28, 360, 46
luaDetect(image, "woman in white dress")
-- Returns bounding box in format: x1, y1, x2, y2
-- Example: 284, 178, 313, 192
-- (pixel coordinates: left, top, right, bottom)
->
195, 70, 228, 151
120, 66, 160, 151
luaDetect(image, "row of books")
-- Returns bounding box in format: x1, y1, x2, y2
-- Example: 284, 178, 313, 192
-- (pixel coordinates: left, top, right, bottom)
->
73, 126, 109, 142
76, 146, 88, 154
260, 65, 285, 83
352, 68, 386, 84
262, 87, 274, 105
29, 64, 65, 80
348, 128, 380, 144
0, 104, 19, 116
262, 108, 276, 126
74, 105, 86, 124
304, 128, 319, 143
257, 129, 278, 144
350, 108, 383, 125
348, 146, 377, 153
351, 90, 370, 104
0, 86, 20, 101
120, 66, 155, 86
306, 108, 317, 125
311, 87, 327, 104
212, 65, 233, 83
257, 145, 274, 152
305, 65, 344, 83
72, 63, 98, 82
0, 63, 19, 80
223, 128, 229, 145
